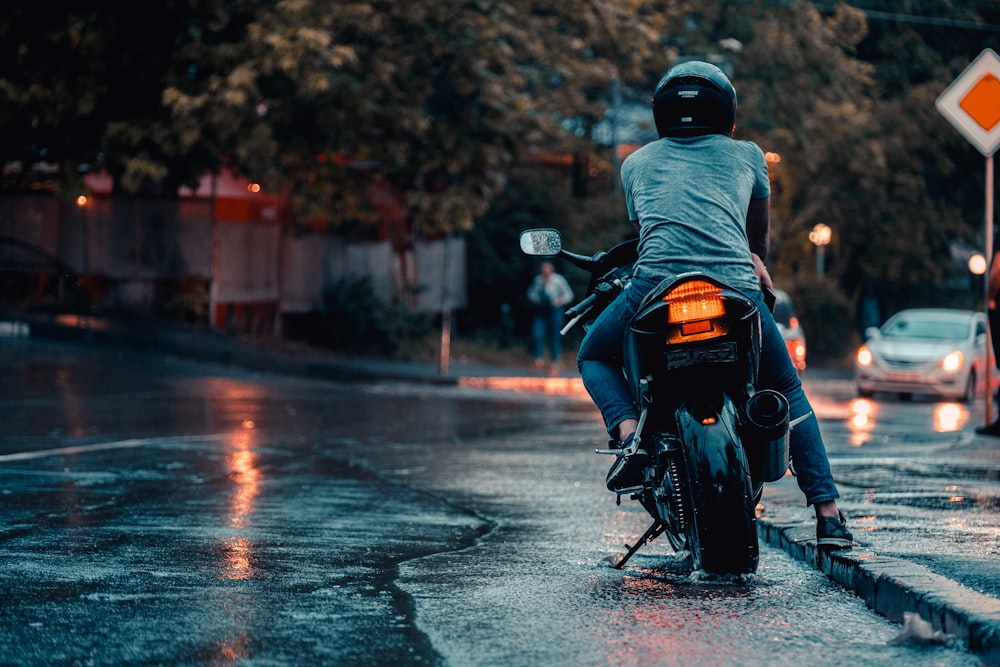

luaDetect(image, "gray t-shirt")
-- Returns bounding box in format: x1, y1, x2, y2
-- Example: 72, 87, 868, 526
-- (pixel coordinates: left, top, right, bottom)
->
621, 134, 770, 294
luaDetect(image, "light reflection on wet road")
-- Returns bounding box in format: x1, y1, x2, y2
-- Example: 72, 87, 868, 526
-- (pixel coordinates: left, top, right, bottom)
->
0, 338, 988, 666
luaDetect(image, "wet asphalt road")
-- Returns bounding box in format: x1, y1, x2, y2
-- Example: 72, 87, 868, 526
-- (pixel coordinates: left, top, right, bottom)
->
0, 337, 992, 666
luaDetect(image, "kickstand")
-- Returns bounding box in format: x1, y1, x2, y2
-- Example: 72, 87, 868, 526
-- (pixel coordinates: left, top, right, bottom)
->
613, 520, 666, 570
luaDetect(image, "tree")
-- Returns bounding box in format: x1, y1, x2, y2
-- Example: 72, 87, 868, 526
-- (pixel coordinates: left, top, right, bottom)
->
0, 0, 665, 221
708, 2, 878, 287
3, 0, 995, 321
0, 0, 251, 196
844, 0, 1000, 305
658, 0, 1000, 315
190, 0, 670, 236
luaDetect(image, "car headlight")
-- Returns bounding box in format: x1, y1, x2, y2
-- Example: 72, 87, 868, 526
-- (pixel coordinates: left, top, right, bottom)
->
942, 350, 964, 373
856, 345, 873, 367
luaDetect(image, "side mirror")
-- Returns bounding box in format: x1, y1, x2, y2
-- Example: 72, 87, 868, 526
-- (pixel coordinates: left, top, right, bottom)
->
864, 326, 880, 340
519, 228, 562, 256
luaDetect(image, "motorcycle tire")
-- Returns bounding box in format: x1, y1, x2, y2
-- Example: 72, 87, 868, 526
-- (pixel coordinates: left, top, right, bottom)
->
675, 396, 759, 575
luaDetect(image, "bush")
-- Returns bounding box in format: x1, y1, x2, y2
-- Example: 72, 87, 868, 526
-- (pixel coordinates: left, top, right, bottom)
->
289, 275, 433, 358
787, 278, 857, 366
162, 277, 210, 324
459, 175, 628, 348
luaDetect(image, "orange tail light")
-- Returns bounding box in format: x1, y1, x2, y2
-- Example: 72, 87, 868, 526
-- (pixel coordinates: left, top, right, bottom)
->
664, 280, 725, 324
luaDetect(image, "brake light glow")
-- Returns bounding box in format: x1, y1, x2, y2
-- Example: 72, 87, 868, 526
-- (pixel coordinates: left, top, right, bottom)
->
681, 320, 713, 336
787, 340, 806, 370
664, 280, 725, 324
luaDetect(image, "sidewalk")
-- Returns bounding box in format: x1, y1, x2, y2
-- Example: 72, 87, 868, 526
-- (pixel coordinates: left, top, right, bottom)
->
4, 311, 1000, 665
8, 311, 584, 390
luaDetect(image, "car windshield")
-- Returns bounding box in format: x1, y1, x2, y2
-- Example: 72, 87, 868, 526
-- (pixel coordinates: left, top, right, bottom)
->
773, 300, 793, 327
882, 316, 969, 341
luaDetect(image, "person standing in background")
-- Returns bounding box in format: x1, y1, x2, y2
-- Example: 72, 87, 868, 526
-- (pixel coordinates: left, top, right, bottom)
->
527, 261, 574, 374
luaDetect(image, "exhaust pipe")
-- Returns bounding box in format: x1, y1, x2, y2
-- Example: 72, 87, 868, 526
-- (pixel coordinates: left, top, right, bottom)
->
743, 389, 790, 483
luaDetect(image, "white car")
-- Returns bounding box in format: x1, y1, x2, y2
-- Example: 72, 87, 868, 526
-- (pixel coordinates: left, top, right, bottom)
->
855, 308, 993, 402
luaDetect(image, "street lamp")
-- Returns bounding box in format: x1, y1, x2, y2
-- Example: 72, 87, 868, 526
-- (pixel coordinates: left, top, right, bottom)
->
808, 223, 832, 276
764, 151, 781, 177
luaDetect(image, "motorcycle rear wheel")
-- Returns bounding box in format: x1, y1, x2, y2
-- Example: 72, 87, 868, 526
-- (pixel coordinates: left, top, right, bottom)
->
649, 435, 690, 554
677, 400, 759, 575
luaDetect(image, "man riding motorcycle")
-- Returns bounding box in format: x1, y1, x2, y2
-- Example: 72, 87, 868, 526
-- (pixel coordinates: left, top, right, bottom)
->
576, 60, 852, 549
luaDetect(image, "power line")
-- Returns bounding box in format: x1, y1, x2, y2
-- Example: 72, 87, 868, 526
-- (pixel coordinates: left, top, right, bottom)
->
812, 3, 1000, 32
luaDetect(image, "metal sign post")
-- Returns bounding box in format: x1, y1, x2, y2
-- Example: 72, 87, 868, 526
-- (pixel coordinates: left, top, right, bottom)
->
987, 153, 995, 424
936, 48, 1000, 426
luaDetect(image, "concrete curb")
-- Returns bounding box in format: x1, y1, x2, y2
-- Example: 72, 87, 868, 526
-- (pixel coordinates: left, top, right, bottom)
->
758, 515, 1000, 666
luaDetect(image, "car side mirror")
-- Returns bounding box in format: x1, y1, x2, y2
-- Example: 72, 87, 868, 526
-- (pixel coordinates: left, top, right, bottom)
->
864, 326, 880, 340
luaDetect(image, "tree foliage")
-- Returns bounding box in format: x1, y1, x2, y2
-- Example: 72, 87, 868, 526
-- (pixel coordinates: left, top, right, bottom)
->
0, 0, 998, 314
842, 0, 1000, 300
0, 1, 250, 195
1, 1, 667, 227
657, 1, 999, 308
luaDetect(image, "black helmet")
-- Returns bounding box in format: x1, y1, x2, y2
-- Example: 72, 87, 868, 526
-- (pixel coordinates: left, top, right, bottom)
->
651, 61, 737, 138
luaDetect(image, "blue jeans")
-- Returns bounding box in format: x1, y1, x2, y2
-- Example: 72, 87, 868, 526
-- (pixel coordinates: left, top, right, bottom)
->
577, 276, 840, 507
531, 307, 563, 361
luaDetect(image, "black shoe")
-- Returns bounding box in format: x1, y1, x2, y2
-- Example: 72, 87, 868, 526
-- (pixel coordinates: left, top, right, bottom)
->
605, 434, 650, 492
975, 421, 1000, 437
816, 512, 853, 550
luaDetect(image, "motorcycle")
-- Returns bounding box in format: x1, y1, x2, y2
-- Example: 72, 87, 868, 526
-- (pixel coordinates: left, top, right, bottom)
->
520, 228, 792, 574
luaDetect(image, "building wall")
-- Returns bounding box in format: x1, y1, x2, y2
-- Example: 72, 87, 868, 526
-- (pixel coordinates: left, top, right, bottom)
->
0, 194, 465, 324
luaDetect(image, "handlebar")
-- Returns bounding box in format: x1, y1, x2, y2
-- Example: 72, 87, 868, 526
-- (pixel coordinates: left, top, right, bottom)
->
559, 274, 628, 336
557, 249, 607, 273
560, 293, 599, 336
565, 292, 599, 319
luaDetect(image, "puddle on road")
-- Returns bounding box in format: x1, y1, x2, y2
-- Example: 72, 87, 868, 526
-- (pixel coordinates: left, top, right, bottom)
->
863, 490, 1000, 511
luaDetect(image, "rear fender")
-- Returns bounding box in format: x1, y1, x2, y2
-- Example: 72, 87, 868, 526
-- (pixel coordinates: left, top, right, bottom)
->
675, 395, 747, 484
674, 393, 759, 573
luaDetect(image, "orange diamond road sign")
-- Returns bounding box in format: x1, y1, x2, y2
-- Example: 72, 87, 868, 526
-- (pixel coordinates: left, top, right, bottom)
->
937, 48, 1000, 156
